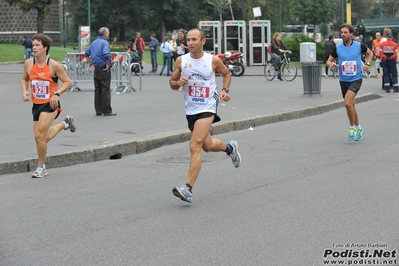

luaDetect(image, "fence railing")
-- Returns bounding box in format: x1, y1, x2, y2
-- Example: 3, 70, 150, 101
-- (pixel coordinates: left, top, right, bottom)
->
62, 52, 141, 93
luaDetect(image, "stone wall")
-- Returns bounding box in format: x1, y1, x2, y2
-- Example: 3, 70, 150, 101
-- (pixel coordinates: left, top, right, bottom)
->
0, 0, 60, 44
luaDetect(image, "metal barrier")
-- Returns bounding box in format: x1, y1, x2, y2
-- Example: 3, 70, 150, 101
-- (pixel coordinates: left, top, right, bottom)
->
62, 52, 141, 93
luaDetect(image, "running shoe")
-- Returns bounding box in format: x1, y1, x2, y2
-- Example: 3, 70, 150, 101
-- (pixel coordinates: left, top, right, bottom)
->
356, 126, 365, 141
32, 165, 48, 178
228, 140, 242, 168
172, 184, 192, 203
348, 127, 357, 141
64, 115, 76, 133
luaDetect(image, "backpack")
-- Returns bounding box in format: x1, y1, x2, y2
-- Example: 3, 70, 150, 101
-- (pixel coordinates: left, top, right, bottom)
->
267, 44, 272, 54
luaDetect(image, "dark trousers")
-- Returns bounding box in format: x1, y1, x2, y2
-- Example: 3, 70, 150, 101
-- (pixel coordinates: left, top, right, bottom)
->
160, 53, 171, 75
150, 50, 158, 72
137, 51, 143, 61
381, 60, 398, 91
270, 52, 281, 72
94, 66, 112, 114
170, 52, 177, 71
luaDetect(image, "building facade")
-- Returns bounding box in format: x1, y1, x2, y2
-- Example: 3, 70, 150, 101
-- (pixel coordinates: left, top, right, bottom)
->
0, 0, 60, 44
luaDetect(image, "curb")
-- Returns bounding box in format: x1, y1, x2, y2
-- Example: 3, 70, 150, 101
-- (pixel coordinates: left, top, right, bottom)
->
0, 93, 382, 175
0, 71, 303, 77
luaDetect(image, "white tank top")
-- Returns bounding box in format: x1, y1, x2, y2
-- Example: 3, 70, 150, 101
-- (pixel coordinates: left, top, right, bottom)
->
181, 52, 219, 115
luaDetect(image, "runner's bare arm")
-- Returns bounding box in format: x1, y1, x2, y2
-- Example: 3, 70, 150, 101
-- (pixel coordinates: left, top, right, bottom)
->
169, 56, 185, 90
213, 56, 231, 102
364, 48, 373, 64
52, 60, 72, 94
21, 59, 31, 102
213, 56, 231, 89
326, 55, 336, 68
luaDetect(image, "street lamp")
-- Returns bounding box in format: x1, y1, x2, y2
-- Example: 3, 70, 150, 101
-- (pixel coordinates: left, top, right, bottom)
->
66, 12, 69, 43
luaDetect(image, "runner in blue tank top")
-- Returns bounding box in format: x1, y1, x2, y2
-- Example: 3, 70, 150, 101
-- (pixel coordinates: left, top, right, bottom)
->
326, 24, 373, 141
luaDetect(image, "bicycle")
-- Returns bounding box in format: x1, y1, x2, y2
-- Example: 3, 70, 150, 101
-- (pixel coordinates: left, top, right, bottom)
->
361, 61, 371, 79
264, 50, 298, 82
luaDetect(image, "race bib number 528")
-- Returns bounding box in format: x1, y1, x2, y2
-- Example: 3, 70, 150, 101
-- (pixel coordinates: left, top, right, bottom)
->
32, 80, 50, 99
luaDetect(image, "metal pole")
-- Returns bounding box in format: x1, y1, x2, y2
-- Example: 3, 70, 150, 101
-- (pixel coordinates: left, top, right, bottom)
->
346, 0, 351, 24
380, 0, 382, 18
228, 0, 234, 20
62, 0, 66, 48
279, 0, 282, 32
88, 0, 91, 32
342, 0, 345, 24
66, 13, 69, 42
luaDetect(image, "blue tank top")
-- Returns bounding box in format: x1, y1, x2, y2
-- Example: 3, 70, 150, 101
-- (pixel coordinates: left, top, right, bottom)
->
336, 41, 363, 82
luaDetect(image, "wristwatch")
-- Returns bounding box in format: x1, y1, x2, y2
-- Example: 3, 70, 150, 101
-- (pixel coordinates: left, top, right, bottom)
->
365, 62, 370, 66
54, 92, 60, 97
222, 88, 229, 93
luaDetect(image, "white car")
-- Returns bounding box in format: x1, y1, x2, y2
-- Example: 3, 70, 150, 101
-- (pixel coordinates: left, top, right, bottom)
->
334, 38, 343, 44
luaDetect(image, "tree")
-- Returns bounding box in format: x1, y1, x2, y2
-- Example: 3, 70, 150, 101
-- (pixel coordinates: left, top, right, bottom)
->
4, 0, 56, 33
291, 0, 336, 32
350, 0, 377, 24
382, 0, 399, 18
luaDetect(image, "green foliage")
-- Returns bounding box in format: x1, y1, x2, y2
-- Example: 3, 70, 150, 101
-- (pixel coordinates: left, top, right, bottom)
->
5, 0, 54, 14
0, 44, 159, 65
14, 0, 393, 44
291, 0, 336, 29
282, 34, 324, 61
0, 44, 75, 62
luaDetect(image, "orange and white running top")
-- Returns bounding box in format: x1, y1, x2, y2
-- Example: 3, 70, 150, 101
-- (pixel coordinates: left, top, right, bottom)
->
29, 57, 58, 104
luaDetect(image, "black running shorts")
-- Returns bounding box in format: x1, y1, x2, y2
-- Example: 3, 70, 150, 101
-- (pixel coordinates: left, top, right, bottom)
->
32, 101, 61, 121
340, 79, 362, 98
186, 112, 221, 132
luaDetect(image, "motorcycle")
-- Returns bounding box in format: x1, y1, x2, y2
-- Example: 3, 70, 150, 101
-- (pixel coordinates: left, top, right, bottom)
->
215, 51, 245, 77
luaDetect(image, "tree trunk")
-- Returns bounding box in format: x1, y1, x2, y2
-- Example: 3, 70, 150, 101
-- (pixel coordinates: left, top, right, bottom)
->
120, 26, 125, 42
160, 20, 166, 42
36, 8, 44, 33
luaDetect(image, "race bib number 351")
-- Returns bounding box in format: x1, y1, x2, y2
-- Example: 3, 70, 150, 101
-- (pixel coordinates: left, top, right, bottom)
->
32, 80, 50, 99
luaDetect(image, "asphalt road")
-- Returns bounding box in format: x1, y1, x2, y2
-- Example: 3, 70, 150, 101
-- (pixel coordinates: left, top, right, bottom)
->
0, 95, 398, 266
0, 64, 384, 174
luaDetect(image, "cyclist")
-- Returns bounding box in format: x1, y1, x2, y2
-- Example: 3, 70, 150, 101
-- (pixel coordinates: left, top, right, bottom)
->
270, 32, 291, 81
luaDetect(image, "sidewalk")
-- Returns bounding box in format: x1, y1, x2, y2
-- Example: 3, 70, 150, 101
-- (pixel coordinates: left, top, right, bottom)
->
0, 61, 304, 76
0, 62, 383, 175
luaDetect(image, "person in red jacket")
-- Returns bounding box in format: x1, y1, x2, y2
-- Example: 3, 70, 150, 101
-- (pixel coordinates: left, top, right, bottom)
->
133, 32, 146, 62
379, 31, 399, 92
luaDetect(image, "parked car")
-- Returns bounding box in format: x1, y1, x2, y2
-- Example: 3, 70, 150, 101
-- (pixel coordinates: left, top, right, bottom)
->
334, 38, 343, 44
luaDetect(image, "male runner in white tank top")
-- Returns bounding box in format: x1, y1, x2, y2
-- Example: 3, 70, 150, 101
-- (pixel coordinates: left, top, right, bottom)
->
169, 28, 242, 203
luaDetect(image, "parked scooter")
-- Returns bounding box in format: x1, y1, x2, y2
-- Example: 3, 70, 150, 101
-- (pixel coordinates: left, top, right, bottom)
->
215, 51, 245, 77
